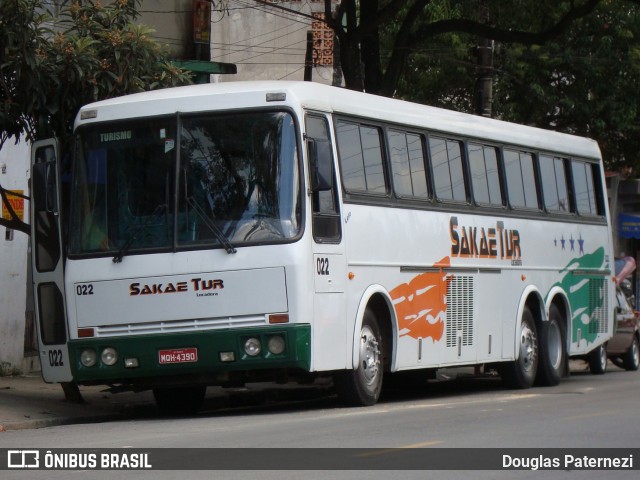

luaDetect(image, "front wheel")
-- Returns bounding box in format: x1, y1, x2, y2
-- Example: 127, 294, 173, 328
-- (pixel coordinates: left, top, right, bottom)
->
622, 336, 640, 371
502, 306, 538, 389
334, 309, 384, 406
588, 343, 607, 375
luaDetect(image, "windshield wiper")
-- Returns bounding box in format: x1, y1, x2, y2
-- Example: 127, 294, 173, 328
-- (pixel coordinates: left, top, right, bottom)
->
185, 196, 237, 254
113, 203, 167, 263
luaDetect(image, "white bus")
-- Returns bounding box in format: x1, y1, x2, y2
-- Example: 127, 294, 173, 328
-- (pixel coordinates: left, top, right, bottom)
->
30, 81, 614, 411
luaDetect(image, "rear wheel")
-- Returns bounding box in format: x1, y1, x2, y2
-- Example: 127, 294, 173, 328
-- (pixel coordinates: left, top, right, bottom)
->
536, 304, 566, 386
502, 306, 538, 389
622, 336, 640, 371
588, 343, 607, 375
334, 309, 384, 406
153, 386, 206, 415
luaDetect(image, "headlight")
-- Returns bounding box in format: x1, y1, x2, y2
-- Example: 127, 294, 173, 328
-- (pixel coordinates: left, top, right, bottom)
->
267, 335, 285, 355
243, 337, 261, 357
80, 349, 97, 367
101, 347, 118, 366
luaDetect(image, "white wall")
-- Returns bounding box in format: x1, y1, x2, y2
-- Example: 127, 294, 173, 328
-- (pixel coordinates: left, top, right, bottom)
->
0, 139, 30, 373
140, 0, 193, 59
210, 1, 339, 84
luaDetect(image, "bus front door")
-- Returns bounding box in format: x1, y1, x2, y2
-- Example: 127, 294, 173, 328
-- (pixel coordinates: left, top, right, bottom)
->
30, 139, 73, 382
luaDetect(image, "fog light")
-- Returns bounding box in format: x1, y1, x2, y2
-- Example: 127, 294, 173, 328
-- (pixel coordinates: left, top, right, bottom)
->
220, 351, 235, 362
101, 347, 118, 366
80, 349, 97, 367
244, 337, 261, 357
124, 357, 139, 368
268, 336, 285, 355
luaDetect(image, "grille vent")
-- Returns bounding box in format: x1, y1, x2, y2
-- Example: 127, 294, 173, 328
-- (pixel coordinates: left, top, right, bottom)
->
446, 276, 474, 348
588, 278, 608, 334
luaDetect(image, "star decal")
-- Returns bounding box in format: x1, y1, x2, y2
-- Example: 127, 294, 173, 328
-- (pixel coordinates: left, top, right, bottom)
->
555, 231, 586, 255
578, 233, 585, 255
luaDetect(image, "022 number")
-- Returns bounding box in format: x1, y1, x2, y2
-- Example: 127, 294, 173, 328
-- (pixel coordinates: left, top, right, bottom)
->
316, 257, 330, 276
76, 284, 94, 296
48, 349, 64, 367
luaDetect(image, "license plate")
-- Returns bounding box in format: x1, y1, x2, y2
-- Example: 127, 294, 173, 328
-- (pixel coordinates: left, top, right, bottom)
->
158, 347, 198, 364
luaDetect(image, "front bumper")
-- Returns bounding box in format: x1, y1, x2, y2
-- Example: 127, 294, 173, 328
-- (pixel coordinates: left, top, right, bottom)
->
69, 324, 311, 385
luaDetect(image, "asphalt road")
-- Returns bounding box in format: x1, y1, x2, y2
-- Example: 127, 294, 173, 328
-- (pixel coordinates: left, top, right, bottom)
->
1, 364, 639, 480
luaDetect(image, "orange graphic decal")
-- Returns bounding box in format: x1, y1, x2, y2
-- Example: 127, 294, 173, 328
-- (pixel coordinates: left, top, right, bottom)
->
390, 257, 451, 341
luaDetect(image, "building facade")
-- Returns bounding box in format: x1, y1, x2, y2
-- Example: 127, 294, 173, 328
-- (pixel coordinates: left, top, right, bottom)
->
210, 0, 341, 85
0, 140, 33, 374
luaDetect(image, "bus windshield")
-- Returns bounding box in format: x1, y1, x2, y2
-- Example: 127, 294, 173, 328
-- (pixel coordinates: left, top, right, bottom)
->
69, 111, 301, 257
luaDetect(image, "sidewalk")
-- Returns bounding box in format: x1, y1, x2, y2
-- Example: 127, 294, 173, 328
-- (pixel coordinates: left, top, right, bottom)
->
0, 369, 488, 432
0, 373, 333, 432
0, 373, 155, 431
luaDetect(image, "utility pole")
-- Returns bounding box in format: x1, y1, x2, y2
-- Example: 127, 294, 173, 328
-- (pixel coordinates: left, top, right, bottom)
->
474, 2, 493, 117
333, 33, 343, 87
304, 31, 314, 81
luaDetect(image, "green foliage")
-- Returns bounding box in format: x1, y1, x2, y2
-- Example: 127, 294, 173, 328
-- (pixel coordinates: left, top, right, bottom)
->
0, 0, 193, 147
1, 0, 192, 234
387, 0, 640, 170
0, 0, 50, 145
493, 1, 640, 169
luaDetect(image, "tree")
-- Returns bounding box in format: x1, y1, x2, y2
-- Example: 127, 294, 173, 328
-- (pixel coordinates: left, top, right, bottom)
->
0, 0, 192, 234
492, 2, 640, 170
324, 0, 617, 95
321, 0, 640, 170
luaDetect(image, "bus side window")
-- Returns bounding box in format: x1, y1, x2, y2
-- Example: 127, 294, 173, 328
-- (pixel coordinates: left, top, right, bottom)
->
468, 143, 503, 207
335, 120, 387, 195
306, 115, 341, 243
504, 149, 539, 210
539, 155, 571, 213
429, 136, 466, 202
571, 159, 602, 216
388, 129, 429, 199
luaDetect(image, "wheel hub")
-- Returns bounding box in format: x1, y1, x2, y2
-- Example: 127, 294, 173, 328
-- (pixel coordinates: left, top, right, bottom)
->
359, 325, 381, 384
521, 324, 537, 372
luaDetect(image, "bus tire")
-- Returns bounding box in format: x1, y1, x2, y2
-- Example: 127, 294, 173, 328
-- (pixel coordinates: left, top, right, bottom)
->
501, 306, 538, 389
588, 343, 607, 375
153, 385, 206, 415
334, 309, 384, 406
536, 304, 566, 386
622, 335, 640, 371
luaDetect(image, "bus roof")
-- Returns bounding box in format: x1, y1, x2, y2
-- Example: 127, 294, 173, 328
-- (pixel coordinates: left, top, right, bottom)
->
76, 81, 602, 160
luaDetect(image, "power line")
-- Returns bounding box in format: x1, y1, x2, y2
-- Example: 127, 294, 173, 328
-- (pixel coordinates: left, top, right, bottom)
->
233, 0, 316, 26
226, 32, 309, 64
210, 41, 306, 53
207, 1, 315, 63
38, 0, 337, 68
210, 8, 312, 62
211, 18, 310, 54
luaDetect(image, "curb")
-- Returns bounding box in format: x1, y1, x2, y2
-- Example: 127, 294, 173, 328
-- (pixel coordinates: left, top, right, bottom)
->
0, 383, 334, 432
0, 413, 123, 432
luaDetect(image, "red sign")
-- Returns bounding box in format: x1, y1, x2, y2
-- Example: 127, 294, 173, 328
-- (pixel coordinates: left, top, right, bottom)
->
1, 190, 24, 221
194, 0, 211, 44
